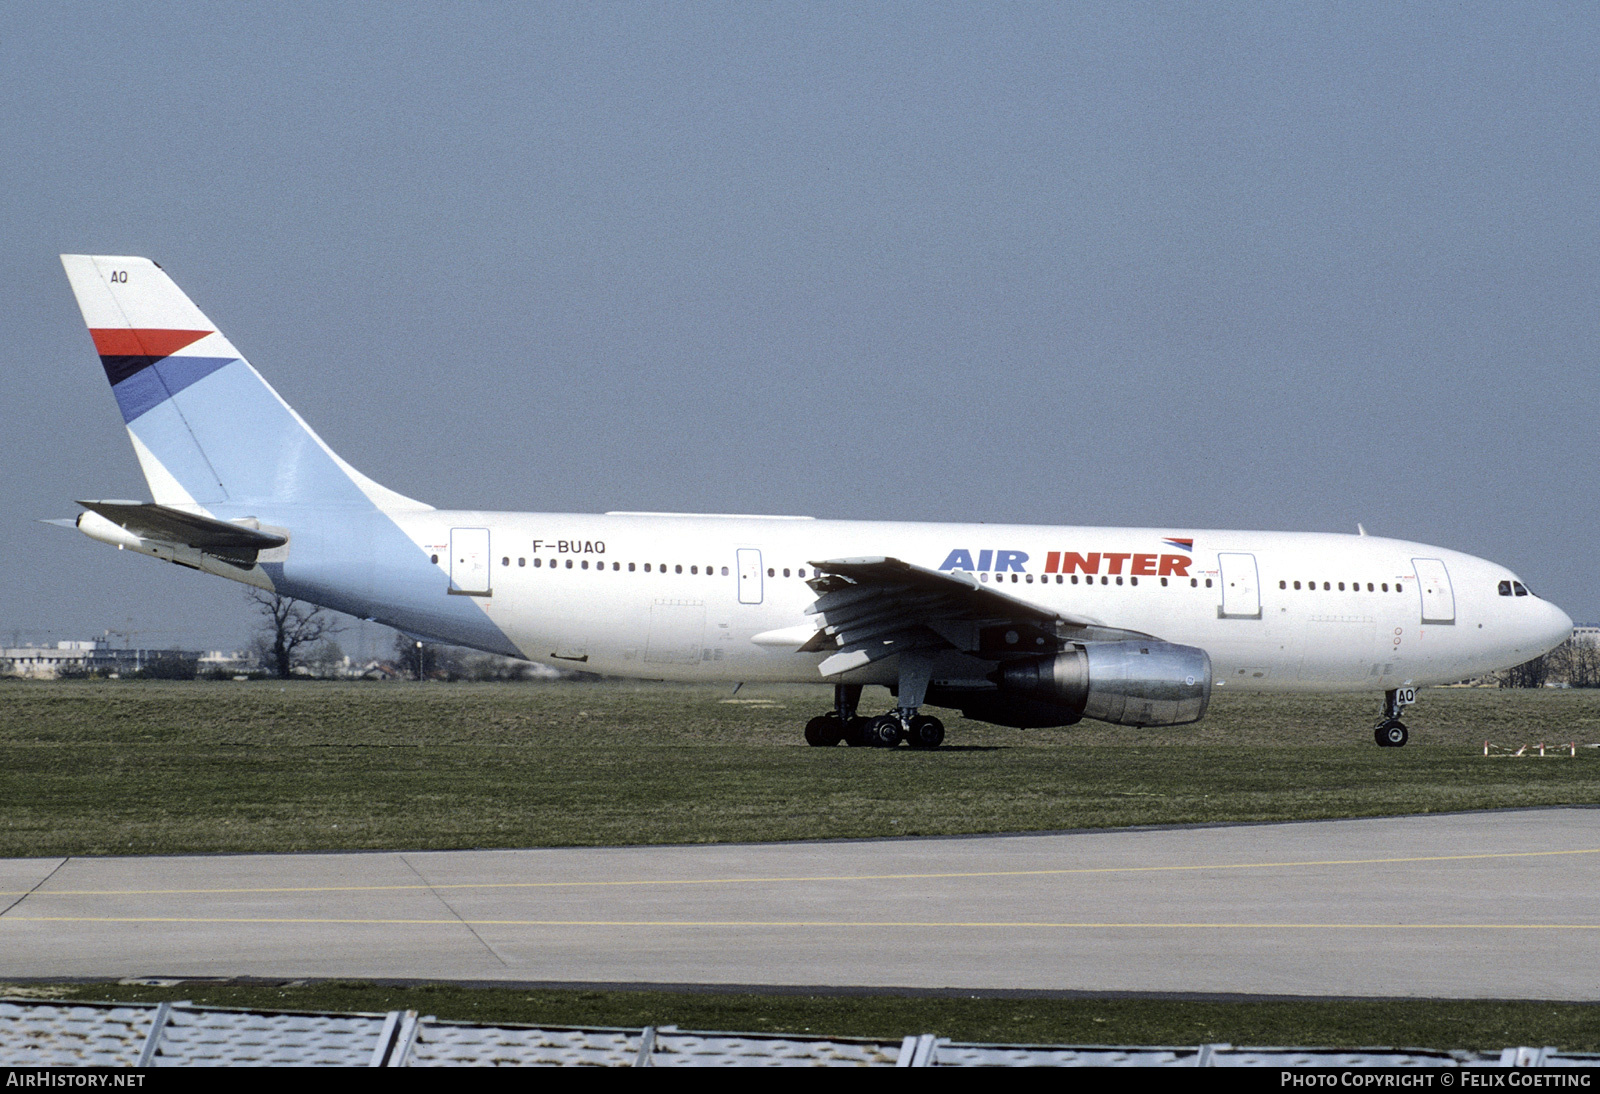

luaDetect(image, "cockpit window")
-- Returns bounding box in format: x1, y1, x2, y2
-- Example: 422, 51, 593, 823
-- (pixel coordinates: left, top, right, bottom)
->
1512, 581, 1529, 597
1498, 580, 1512, 597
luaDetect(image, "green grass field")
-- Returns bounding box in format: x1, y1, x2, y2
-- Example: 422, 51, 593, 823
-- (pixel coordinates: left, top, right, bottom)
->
3, 680, 1598, 1049
1, 679, 1596, 858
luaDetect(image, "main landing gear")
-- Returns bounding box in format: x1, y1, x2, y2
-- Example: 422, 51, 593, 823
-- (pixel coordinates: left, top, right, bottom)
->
803, 680, 946, 750
1373, 687, 1414, 748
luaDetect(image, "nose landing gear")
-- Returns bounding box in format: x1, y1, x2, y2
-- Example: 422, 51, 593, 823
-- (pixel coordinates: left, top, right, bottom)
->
1373, 687, 1415, 748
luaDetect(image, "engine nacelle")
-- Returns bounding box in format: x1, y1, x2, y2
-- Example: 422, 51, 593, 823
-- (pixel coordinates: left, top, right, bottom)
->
995, 640, 1212, 727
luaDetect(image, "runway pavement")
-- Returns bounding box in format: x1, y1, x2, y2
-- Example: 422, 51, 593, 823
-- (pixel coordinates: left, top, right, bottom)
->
1, 808, 1596, 999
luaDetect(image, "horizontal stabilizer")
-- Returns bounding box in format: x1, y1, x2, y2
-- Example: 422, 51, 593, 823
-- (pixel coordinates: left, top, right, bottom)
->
76, 500, 286, 561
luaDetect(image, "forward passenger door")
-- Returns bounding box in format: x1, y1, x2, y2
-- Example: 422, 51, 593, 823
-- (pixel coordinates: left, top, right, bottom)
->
1217, 552, 1261, 619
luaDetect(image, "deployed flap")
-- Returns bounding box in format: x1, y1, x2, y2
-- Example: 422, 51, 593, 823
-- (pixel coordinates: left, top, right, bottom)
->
77, 499, 286, 561
804, 556, 1151, 677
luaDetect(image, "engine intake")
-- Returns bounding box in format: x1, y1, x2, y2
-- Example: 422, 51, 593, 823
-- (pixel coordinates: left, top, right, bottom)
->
995, 640, 1212, 727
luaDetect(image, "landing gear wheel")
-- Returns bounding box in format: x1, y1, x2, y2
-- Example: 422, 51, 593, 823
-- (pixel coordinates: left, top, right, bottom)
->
1374, 721, 1409, 748
905, 715, 945, 750
866, 714, 904, 748
804, 714, 842, 747
842, 717, 871, 747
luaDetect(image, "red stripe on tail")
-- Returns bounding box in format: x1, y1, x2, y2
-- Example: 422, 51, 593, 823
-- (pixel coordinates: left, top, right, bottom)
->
90, 329, 212, 358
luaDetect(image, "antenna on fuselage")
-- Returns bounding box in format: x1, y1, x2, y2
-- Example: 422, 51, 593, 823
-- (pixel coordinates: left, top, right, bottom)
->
1357, 523, 1368, 536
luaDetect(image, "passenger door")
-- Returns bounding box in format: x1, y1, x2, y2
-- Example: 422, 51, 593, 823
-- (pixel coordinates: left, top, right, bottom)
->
1412, 558, 1456, 625
1217, 552, 1262, 619
449, 528, 491, 596
737, 549, 764, 605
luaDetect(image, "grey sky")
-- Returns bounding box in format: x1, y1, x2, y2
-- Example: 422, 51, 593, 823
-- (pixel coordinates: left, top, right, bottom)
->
3, 2, 1596, 654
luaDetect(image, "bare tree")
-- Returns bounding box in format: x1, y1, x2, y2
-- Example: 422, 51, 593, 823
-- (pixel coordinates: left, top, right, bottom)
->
249, 591, 341, 680
1549, 635, 1600, 688
1573, 641, 1600, 688
1500, 654, 1550, 689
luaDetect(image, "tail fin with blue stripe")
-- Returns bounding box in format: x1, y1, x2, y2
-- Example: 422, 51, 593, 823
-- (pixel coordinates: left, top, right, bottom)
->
60, 255, 426, 514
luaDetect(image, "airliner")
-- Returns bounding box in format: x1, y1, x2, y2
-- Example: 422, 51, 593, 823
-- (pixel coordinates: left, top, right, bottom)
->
53, 255, 1573, 749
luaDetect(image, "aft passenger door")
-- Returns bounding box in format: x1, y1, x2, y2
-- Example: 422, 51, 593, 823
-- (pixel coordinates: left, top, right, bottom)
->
1412, 558, 1456, 625
449, 527, 491, 596
1217, 552, 1262, 619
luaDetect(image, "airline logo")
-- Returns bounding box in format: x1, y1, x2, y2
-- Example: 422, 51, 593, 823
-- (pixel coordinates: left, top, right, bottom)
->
88, 327, 232, 424
1045, 551, 1191, 577
938, 547, 1194, 578
91, 328, 211, 385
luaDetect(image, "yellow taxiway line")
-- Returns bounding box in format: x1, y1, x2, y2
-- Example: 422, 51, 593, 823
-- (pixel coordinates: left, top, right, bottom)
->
2, 916, 1598, 930
2, 846, 1596, 900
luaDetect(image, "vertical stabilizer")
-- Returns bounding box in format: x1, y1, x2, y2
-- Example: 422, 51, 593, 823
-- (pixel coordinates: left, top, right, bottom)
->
60, 255, 428, 513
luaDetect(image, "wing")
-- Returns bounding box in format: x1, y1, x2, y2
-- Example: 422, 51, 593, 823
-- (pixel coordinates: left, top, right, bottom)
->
801, 556, 1154, 676
76, 500, 287, 563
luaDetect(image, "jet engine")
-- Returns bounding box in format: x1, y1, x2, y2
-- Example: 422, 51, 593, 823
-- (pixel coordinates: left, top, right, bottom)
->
998, 640, 1212, 726
932, 640, 1212, 729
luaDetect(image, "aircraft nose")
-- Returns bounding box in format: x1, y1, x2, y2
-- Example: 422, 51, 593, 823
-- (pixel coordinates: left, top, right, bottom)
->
1538, 600, 1574, 656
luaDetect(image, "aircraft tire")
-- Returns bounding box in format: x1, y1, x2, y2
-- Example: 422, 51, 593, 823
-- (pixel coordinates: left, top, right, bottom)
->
867, 715, 903, 748
804, 715, 841, 747
1374, 721, 1409, 748
906, 715, 945, 750
843, 717, 871, 747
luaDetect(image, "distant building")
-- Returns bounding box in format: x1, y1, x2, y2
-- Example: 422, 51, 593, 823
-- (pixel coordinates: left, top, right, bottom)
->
0, 638, 203, 679
198, 650, 253, 676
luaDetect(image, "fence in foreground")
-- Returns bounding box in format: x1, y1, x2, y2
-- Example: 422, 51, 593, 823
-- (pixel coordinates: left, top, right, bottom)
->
2, 998, 1597, 1068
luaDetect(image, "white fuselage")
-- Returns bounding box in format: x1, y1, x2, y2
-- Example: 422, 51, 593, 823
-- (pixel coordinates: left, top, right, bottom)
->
379, 511, 1572, 694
